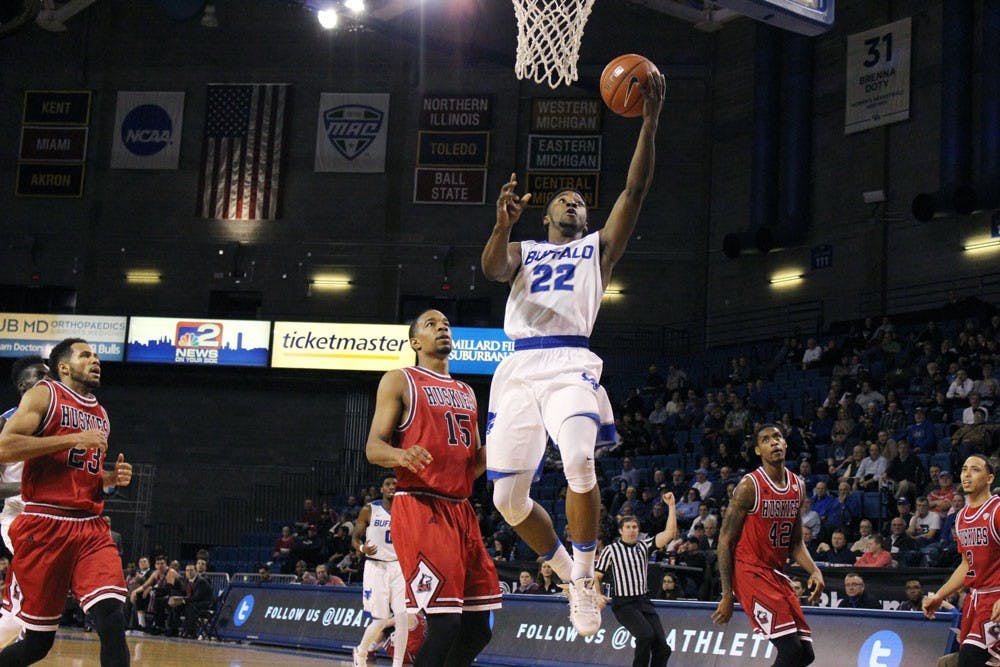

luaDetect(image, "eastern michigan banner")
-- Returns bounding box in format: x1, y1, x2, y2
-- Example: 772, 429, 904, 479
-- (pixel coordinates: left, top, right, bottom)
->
0, 313, 126, 360
110, 91, 184, 169
314, 93, 390, 172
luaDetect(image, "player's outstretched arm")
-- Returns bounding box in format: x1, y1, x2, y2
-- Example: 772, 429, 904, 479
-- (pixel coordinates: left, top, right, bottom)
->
365, 370, 433, 473
923, 559, 968, 619
712, 476, 754, 625
0, 384, 106, 463
482, 172, 527, 283
599, 70, 665, 275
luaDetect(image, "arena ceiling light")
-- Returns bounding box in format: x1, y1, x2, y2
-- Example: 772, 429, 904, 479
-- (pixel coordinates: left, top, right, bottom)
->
316, 5, 338, 28
963, 238, 1000, 252
125, 270, 162, 285
769, 273, 803, 286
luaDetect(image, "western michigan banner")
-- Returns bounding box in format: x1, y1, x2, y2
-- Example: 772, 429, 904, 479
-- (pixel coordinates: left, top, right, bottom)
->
314, 93, 389, 172
111, 91, 185, 169
272, 321, 410, 370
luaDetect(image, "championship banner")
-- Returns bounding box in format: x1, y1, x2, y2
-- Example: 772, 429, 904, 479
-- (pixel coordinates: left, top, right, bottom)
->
449, 327, 512, 375
126, 316, 270, 367
845, 17, 911, 134
419, 95, 493, 130
0, 313, 126, 360
214, 583, 956, 667
110, 91, 185, 169
531, 98, 602, 132
271, 322, 410, 371
314, 93, 389, 172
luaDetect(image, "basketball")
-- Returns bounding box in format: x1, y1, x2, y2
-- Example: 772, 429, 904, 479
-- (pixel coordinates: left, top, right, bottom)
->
600, 53, 659, 118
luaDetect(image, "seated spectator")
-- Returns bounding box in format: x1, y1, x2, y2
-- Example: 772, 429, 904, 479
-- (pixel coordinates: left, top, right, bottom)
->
688, 503, 713, 533
800, 497, 821, 538
297, 498, 322, 530
897, 579, 924, 611
833, 444, 866, 487
325, 524, 353, 568
806, 407, 834, 446
893, 496, 914, 527
946, 369, 975, 403
838, 572, 881, 609
906, 408, 937, 453
713, 466, 738, 501
656, 573, 679, 600
611, 457, 643, 490
815, 529, 855, 565
667, 469, 689, 499
925, 493, 964, 567
928, 470, 959, 515
314, 563, 345, 586
166, 563, 214, 638
907, 496, 941, 548
336, 547, 363, 583
855, 381, 886, 413
879, 401, 907, 437
294, 524, 326, 567
272, 526, 296, 574
535, 562, 561, 594
677, 487, 702, 527
643, 500, 668, 536
854, 441, 889, 491
257, 565, 272, 583
130, 555, 181, 634
961, 393, 988, 425
703, 519, 720, 551
975, 363, 998, 409
925, 391, 951, 425
514, 570, 540, 594
643, 364, 665, 394
810, 482, 836, 526
952, 408, 995, 460
886, 517, 918, 566
883, 440, 926, 501
801, 525, 822, 562
855, 534, 893, 568
802, 338, 823, 370
293, 559, 315, 585
851, 519, 875, 554
713, 445, 741, 476
691, 468, 714, 501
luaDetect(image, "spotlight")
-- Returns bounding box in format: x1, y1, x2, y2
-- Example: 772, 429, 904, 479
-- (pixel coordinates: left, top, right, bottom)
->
317, 7, 338, 29
344, 0, 365, 14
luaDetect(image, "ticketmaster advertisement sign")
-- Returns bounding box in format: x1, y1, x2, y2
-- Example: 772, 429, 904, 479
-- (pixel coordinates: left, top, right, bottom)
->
215, 584, 955, 666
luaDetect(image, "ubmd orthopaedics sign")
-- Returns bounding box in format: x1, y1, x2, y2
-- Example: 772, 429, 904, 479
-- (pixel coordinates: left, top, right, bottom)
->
110, 91, 184, 168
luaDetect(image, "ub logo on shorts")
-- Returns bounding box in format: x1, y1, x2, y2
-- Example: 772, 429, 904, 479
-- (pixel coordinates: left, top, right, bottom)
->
323, 105, 383, 160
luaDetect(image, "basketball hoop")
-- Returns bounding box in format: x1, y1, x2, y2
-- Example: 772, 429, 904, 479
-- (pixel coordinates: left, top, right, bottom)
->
512, 0, 596, 89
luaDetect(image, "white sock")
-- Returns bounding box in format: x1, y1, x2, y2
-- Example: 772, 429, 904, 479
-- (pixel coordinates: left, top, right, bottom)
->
545, 544, 574, 583
357, 617, 392, 655
0, 612, 21, 649
391, 611, 409, 667
571, 540, 597, 583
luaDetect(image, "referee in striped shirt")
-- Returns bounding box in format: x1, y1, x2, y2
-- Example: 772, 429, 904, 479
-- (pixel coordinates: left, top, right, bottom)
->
595, 492, 677, 667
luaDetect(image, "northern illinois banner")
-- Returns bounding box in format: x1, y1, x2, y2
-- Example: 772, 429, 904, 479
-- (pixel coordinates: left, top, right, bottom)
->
111, 91, 184, 169
314, 93, 389, 172
198, 83, 289, 220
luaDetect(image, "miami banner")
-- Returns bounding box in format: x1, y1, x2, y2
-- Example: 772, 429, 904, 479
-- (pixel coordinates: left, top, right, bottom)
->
314, 93, 389, 172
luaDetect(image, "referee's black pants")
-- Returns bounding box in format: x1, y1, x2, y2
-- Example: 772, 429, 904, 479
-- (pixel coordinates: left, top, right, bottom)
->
611, 595, 671, 667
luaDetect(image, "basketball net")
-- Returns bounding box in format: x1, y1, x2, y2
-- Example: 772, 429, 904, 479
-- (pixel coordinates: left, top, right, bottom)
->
512, 0, 596, 89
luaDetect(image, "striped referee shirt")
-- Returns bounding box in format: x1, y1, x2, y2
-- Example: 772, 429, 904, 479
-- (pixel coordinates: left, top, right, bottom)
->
595, 536, 654, 598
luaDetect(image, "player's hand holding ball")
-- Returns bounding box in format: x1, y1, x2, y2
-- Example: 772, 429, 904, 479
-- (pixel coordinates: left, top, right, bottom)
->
600, 54, 665, 120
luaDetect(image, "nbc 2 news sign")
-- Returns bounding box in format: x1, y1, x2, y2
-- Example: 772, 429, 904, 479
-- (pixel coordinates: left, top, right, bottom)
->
126, 317, 270, 367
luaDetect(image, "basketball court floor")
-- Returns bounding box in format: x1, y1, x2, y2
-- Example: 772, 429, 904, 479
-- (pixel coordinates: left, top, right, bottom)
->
39, 628, 356, 666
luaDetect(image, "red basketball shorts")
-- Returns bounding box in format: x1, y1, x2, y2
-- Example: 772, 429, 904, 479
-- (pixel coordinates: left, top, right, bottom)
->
733, 562, 812, 641
391, 492, 501, 615
2, 510, 126, 631
960, 587, 1000, 652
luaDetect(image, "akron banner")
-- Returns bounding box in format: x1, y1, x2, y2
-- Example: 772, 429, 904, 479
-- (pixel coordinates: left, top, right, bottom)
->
0, 313, 126, 360
314, 93, 390, 172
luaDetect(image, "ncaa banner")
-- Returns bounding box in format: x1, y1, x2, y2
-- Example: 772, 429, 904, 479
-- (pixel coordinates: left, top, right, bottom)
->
314, 93, 389, 172
111, 91, 184, 169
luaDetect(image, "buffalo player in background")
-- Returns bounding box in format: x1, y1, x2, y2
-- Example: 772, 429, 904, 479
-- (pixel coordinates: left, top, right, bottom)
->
924, 454, 1000, 665
365, 310, 500, 667
0, 356, 49, 648
712, 424, 824, 667
0, 339, 133, 666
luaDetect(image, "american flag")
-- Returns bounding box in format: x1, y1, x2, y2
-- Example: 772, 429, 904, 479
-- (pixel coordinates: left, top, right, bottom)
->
198, 83, 289, 220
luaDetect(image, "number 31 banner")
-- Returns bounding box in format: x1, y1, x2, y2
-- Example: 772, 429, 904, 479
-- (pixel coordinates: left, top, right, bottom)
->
844, 17, 911, 134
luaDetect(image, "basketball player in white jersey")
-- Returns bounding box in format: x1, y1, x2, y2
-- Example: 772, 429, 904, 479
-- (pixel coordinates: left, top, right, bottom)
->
0, 356, 49, 648
352, 475, 408, 667
481, 68, 664, 636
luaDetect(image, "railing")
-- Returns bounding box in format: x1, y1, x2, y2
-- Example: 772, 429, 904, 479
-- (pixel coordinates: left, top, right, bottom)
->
858, 271, 1000, 318
232, 572, 296, 584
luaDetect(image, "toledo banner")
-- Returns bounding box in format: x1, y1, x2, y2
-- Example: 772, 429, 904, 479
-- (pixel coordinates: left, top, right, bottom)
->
272, 322, 411, 371
0, 313, 126, 360
126, 316, 270, 367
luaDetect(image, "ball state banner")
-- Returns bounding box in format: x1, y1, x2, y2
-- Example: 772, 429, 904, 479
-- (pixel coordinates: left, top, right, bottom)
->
449, 327, 513, 375
110, 92, 184, 169
126, 316, 269, 367
314, 93, 390, 172
272, 322, 411, 371
0, 314, 126, 360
